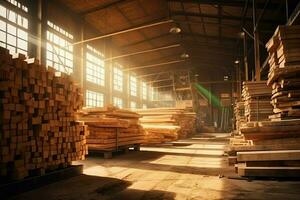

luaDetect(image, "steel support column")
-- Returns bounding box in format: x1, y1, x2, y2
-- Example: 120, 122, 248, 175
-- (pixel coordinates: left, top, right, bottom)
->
243, 33, 249, 81
253, 0, 261, 81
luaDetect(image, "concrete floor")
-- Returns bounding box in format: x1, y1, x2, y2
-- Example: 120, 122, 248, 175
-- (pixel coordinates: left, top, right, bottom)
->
11, 133, 300, 200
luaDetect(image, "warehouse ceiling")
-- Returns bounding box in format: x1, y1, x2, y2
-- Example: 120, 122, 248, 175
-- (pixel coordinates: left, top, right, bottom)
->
58, 0, 299, 81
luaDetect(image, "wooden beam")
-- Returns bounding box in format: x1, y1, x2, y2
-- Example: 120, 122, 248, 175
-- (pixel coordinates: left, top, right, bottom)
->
172, 11, 280, 24
121, 32, 173, 49
287, 0, 300, 25
183, 32, 238, 42
168, 0, 278, 9
237, 150, 300, 162
79, 0, 127, 15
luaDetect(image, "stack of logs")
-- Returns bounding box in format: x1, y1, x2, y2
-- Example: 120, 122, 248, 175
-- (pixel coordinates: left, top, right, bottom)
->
266, 25, 300, 121
0, 47, 88, 181
228, 25, 300, 178
77, 106, 144, 151
137, 108, 196, 144
242, 81, 273, 122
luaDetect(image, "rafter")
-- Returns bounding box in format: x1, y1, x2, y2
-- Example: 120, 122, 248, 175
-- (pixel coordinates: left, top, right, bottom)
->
171, 11, 280, 24
79, 0, 128, 15
167, 0, 278, 9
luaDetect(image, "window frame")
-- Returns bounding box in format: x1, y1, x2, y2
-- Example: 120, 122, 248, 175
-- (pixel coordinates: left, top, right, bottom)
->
86, 45, 105, 86
46, 21, 73, 74
85, 90, 104, 108
113, 64, 123, 92
0, 3, 28, 56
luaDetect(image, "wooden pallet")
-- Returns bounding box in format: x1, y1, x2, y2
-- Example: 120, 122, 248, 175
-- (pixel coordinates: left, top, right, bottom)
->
88, 144, 141, 159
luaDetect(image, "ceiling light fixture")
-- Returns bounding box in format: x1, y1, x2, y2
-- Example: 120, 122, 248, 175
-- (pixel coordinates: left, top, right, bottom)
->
181, 53, 189, 59
169, 27, 181, 34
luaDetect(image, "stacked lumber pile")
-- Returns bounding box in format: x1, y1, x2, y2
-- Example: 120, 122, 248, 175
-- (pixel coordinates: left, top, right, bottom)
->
143, 124, 180, 144
242, 81, 273, 122
228, 25, 300, 177
228, 119, 300, 171
236, 150, 300, 177
77, 106, 145, 150
266, 25, 300, 121
234, 101, 246, 134
0, 47, 88, 181
136, 107, 196, 143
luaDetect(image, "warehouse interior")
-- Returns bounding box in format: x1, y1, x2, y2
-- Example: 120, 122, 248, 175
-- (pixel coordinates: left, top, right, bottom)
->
1, 0, 300, 199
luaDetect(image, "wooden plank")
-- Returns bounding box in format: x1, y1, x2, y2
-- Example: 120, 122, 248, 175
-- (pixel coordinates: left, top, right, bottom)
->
237, 164, 300, 177
237, 150, 300, 162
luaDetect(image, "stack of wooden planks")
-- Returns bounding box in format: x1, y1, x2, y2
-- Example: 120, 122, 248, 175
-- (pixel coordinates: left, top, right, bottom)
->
227, 25, 300, 178
136, 107, 196, 143
236, 150, 300, 177
77, 106, 145, 151
234, 101, 246, 134
228, 119, 300, 173
266, 25, 300, 121
143, 124, 180, 144
0, 47, 88, 181
242, 81, 273, 122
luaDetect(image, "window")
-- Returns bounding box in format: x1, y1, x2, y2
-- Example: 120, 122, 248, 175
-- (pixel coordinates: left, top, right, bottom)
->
0, 3, 28, 56
86, 45, 105, 85
46, 21, 73, 74
5, 0, 28, 12
142, 104, 147, 109
142, 81, 147, 100
113, 97, 123, 108
130, 75, 137, 97
113, 65, 123, 92
130, 101, 137, 109
86, 90, 104, 107
148, 86, 153, 101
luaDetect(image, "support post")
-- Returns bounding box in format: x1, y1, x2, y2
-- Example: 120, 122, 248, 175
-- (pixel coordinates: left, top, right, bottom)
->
243, 33, 249, 81
253, 0, 261, 81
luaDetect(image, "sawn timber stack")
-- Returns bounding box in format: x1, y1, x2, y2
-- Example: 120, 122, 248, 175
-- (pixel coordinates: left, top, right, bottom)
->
77, 106, 144, 152
266, 25, 300, 121
0, 47, 88, 181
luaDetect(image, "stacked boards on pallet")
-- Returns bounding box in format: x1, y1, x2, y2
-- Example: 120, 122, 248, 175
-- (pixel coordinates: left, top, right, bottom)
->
0, 48, 88, 181
136, 107, 196, 143
142, 124, 180, 144
229, 118, 300, 176
242, 81, 273, 122
236, 150, 300, 177
234, 101, 246, 134
266, 25, 300, 121
77, 106, 144, 151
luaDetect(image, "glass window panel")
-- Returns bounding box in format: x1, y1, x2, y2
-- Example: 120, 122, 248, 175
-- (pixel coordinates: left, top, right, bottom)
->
7, 34, 16, 46
0, 5, 6, 18
17, 28, 27, 39
0, 31, 6, 43
7, 24, 16, 35
0, 20, 6, 31
17, 38, 27, 50
8, 10, 16, 23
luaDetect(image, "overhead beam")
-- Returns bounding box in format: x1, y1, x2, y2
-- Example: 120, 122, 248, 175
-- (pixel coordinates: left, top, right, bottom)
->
106, 43, 181, 61
124, 59, 186, 71
183, 32, 238, 42
71, 19, 173, 46
172, 11, 279, 24
287, 1, 300, 25
121, 33, 172, 49
167, 0, 278, 9
79, 0, 127, 15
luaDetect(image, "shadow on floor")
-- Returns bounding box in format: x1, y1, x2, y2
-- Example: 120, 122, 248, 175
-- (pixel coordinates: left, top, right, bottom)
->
10, 174, 176, 200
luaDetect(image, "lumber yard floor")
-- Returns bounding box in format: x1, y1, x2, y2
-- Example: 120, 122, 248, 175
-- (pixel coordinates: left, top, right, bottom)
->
11, 133, 300, 200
